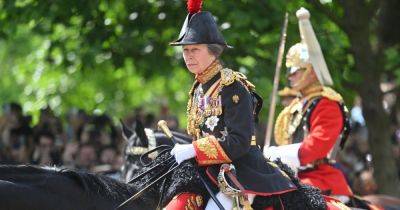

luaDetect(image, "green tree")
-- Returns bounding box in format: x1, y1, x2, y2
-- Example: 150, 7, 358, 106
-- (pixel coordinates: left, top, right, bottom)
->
306, 0, 400, 196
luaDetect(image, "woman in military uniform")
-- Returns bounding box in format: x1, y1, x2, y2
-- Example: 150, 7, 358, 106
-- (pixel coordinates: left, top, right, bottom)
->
162, 1, 332, 210
162, 0, 304, 209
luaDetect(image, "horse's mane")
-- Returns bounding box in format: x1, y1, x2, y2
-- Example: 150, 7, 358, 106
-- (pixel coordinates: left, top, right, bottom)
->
60, 168, 132, 201
0, 165, 132, 202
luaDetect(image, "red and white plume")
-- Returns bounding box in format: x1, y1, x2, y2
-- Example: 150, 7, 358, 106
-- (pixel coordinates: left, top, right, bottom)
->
187, 0, 202, 14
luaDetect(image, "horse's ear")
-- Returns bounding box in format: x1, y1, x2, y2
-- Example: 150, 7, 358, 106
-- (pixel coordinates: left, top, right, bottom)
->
134, 119, 149, 147
120, 119, 133, 141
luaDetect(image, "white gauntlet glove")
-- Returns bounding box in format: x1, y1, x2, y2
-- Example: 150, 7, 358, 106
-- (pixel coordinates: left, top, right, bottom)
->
263, 143, 301, 171
170, 144, 196, 164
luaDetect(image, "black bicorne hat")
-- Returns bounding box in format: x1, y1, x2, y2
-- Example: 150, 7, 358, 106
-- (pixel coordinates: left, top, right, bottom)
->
170, 1, 231, 48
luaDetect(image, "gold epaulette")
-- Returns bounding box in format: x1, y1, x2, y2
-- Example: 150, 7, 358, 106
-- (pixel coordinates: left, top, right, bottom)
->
220, 68, 236, 86
321, 87, 343, 103
220, 68, 255, 91
305, 86, 343, 104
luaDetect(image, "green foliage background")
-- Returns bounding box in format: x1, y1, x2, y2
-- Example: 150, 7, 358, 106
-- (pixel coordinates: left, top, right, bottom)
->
0, 0, 369, 125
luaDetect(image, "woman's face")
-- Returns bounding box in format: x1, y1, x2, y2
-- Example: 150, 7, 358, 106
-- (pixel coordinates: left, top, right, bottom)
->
182, 44, 216, 74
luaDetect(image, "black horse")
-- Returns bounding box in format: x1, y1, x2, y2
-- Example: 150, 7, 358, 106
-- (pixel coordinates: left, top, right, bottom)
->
0, 120, 198, 210
0, 152, 200, 210
0, 120, 195, 210
0, 165, 153, 210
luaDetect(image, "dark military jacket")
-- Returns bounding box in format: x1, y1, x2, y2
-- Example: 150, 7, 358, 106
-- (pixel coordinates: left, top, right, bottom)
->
187, 66, 296, 196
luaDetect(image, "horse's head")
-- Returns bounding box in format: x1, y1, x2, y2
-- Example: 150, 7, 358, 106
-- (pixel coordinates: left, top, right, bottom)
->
120, 119, 153, 182
120, 119, 193, 183
121, 119, 149, 150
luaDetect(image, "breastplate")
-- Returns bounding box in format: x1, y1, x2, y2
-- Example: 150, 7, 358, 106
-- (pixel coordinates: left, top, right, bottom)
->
292, 119, 306, 144
291, 97, 351, 162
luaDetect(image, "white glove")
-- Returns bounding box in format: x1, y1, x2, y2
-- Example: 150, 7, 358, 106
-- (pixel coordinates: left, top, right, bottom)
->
170, 144, 196, 164
263, 143, 301, 170
205, 191, 233, 210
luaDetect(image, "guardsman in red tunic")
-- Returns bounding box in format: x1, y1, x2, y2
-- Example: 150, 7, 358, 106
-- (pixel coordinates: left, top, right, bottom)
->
264, 8, 383, 210
264, 7, 353, 199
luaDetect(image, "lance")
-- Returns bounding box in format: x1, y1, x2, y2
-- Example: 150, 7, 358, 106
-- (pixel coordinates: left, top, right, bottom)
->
264, 13, 289, 148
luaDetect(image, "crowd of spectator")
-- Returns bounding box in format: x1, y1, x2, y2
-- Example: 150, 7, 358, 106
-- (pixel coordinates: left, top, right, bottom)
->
0, 102, 179, 177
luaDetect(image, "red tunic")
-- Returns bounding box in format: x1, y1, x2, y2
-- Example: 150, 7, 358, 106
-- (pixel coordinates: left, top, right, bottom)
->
298, 98, 353, 196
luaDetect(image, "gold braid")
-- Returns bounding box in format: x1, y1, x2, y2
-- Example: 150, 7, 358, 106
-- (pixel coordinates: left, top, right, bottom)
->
274, 98, 302, 145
